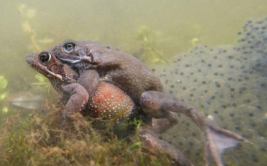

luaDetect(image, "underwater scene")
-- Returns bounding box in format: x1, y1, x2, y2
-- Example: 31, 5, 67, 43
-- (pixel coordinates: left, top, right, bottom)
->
0, 0, 267, 166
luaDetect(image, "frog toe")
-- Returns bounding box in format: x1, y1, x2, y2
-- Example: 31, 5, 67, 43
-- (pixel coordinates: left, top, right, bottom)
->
204, 125, 246, 166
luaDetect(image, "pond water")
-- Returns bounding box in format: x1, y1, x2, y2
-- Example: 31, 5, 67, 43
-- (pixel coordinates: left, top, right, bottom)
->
0, 0, 267, 165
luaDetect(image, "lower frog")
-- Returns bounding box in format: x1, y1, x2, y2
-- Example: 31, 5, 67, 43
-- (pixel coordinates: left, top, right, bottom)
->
26, 51, 134, 121
26, 51, 192, 166
50, 40, 247, 166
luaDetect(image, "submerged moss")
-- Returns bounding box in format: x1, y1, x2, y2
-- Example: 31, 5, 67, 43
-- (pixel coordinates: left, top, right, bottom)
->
0, 103, 172, 166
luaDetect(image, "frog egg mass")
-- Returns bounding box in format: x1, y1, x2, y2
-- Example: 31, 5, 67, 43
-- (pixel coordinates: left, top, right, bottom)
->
152, 17, 267, 165
87, 82, 134, 120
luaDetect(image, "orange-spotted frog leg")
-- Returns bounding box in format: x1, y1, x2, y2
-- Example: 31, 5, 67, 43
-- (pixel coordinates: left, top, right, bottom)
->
51, 40, 246, 166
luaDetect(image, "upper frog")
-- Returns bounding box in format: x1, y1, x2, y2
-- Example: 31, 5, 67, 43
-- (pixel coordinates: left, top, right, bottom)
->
52, 40, 163, 104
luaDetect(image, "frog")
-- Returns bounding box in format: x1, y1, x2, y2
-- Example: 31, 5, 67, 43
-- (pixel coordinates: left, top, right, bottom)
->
26, 51, 134, 121
26, 51, 192, 166
26, 51, 89, 114
51, 39, 246, 166
52, 40, 163, 104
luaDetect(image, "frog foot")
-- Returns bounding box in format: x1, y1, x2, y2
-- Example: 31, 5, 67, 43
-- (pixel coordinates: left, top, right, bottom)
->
140, 91, 246, 166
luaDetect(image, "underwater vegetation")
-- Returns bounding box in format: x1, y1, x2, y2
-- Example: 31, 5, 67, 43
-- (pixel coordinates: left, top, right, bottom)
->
0, 75, 9, 115
135, 25, 168, 65
0, 103, 172, 166
17, 4, 54, 52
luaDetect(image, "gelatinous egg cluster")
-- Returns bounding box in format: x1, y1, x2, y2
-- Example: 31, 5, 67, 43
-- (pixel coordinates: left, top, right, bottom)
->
88, 82, 134, 121
152, 17, 267, 165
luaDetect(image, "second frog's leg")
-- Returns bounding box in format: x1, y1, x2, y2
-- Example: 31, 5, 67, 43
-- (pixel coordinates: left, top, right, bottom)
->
140, 91, 246, 166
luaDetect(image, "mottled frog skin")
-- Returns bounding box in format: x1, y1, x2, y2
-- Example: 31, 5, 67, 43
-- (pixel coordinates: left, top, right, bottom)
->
52, 40, 163, 104
26, 51, 134, 120
50, 40, 246, 166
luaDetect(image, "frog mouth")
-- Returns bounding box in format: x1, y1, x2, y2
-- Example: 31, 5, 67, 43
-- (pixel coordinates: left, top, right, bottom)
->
26, 54, 63, 81
36, 64, 63, 81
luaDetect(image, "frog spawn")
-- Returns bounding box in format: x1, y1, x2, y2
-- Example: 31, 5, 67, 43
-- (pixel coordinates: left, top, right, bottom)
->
152, 17, 267, 165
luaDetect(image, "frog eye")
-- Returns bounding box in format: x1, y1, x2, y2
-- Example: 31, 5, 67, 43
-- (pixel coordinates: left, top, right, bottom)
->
39, 52, 51, 62
63, 42, 76, 53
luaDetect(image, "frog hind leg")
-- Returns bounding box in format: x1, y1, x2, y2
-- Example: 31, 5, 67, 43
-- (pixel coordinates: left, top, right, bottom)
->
204, 124, 244, 166
140, 91, 246, 166
139, 128, 193, 166
150, 112, 178, 134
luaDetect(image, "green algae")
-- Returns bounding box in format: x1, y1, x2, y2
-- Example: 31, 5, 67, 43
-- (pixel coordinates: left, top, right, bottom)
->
135, 25, 168, 65
0, 75, 8, 91
0, 103, 172, 166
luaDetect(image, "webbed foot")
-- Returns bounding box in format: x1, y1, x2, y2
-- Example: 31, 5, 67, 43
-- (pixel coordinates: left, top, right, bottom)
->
140, 91, 246, 166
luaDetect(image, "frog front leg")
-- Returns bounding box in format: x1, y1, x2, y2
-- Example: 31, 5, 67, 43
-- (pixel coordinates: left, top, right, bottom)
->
140, 91, 246, 166
61, 70, 99, 117
61, 83, 89, 115
76, 69, 100, 96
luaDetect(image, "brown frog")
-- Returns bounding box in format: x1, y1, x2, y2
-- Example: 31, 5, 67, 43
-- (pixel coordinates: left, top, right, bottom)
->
26, 51, 134, 120
51, 40, 247, 166
52, 40, 163, 104
26, 50, 192, 166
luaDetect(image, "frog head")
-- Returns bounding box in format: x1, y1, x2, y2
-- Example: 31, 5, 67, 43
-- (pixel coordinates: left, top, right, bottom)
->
26, 51, 79, 88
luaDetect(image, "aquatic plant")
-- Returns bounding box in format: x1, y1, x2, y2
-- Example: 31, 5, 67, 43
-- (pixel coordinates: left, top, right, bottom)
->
0, 75, 8, 91
0, 75, 9, 114
0, 103, 172, 166
0, 76, 8, 102
135, 25, 168, 65
16, 4, 54, 52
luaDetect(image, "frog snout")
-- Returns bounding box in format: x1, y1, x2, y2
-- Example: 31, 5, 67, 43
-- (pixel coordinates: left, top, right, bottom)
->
26, 54, 35, 65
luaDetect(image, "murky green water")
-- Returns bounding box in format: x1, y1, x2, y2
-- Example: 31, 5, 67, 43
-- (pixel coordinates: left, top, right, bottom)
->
1, 0, 267, 165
